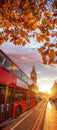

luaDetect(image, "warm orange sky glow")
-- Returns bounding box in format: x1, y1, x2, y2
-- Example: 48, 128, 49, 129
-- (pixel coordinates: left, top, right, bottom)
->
39, 86, 51, 94
38, 79, 54, 94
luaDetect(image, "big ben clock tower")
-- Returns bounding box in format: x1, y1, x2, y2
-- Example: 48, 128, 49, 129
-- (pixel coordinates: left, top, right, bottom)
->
30, 65, 38, 94
30, 65, 37, 83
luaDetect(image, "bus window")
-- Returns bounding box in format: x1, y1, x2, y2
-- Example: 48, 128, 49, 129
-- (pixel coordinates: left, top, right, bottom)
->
26, 91, 30, 100
5, 87, 14, 120
13, 65, 22, 78
6, 87, 14, 103
16, 78, 28, 88
15, 88, 26, 101
0, 86, 5, 105
30, 93, 35, 99
4, 59, 13, 72
22, 72, 28, 83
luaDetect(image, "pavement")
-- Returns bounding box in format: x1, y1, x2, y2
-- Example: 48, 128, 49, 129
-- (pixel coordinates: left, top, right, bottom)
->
43, 101, 57, 130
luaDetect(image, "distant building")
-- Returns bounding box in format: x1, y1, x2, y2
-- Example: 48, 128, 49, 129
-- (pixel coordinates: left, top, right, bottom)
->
51, 81, 57, 97
30, 65, 38, 94
30, 65, 37, 83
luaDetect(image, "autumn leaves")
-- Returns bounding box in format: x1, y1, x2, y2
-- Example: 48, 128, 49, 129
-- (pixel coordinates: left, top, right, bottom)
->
0, 0, 57, 64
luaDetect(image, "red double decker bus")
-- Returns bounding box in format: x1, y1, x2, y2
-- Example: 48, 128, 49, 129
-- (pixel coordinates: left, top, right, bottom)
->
0, 49, 37, 127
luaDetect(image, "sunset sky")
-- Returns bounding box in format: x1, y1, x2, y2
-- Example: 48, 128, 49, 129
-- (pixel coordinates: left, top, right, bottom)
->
0, 41, 57, 93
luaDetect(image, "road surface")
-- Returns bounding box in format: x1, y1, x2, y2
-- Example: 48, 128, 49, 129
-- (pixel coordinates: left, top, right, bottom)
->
1, 99, 47, 130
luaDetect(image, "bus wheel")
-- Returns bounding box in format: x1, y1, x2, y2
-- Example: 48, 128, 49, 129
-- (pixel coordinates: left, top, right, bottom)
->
16, 106, 22, 117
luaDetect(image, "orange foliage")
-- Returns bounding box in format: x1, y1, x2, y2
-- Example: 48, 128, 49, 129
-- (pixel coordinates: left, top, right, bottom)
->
55, 18, 57, 25
22, 40, 26, 46
27, 13, 33, 19
49, 49, 55, 60
14, 37, 22, 45
42, 18, 47, 25
21, 14, 28, 20
32, 21, 38, 29
23, 2, 29, 9
21, 30, 27, 38
38, 24, 44, 32
44, 11, 51, 17
36, 34, 44, 42
0, 39, 4, 45
0, 0, 56, 64
0, 13, 2, 20
55, 51, 57, 56
0, 23, 3, 28
55, 43, 57, 48
0, 33, 2, 38
36, 35, 41, 42
45, 37, 50, 41
25, 37, 30, 43
44, 42, 50, 48
52, 1, 57, 10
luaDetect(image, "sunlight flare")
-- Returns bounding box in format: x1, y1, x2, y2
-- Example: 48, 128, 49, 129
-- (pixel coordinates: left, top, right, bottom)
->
38, 80, 53, 94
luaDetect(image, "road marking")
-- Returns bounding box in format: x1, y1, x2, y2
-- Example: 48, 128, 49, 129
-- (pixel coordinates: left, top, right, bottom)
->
32, 102, 47, 130
32, 109, 42, 130
10, 111, 32, 130
36, 106, 46, 130
19, 111, 29, 118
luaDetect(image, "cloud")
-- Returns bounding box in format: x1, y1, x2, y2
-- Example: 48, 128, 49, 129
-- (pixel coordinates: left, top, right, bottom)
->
0, 42, 42, 63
